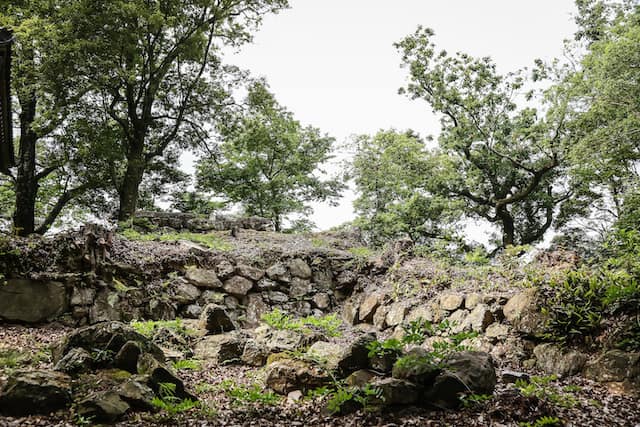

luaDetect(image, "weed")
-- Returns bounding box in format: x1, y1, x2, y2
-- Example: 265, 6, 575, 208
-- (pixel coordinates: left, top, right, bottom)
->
151, 382, 199, 415
515, 375, 577, 409
218, 380, 281, 406
459, 393, 493, 409
171, 359, 201, 371
131, 319, 196, 339
366, 338, 403, 358
519, 416, 563, 427
121, 229, 232, 251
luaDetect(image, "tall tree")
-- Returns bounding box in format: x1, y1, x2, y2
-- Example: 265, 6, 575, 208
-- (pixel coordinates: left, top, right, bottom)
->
65, 0, 289, 221
350, 129, 458, 245
197, 82, 343, 231
564, 1, 640, 233
0, 1, 104, 235
396, 27, 571, 247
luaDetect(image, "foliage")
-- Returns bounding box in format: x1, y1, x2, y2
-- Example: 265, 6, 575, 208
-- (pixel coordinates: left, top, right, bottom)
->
395, 27, 570, 247
151, 382, 199, 416
217, 380, 281, 406
171, 359, 201, 371
519, 416, 563, 427
120, 229, 232, 251
459, 393, 493, 409
516, 375, 578, 409
350, 129, 458, 246
366, 338, 403, 359
260, 308, 342, 337
130, 319, 196, 339
197, 82, 343, 231
325, 382, 384, 415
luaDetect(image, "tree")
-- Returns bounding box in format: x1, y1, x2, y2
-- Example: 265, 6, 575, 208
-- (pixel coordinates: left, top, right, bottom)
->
395, 27, 571, 247
350, 129, 458, 245
564, 1, 640, 233
0, 1, 106, 235
65, 0, 289, 221
197, 83, 343, 231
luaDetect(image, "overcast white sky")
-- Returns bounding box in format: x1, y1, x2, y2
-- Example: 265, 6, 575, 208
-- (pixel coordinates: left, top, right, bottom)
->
224, 1, 578, 234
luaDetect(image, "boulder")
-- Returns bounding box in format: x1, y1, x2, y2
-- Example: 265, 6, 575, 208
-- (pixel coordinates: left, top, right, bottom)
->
312, 293, 331, 310
386, 302, 410, 327
185, 268, 223, 289
235, 264, 265, 281
289, 278, 313, 298
70, 287, 96, 306
54, 347, 93, 374
392, 352, 441, 385
369, 377, 419, 406
306, 335, 377, 375
223, 276, 254, 296
440, 294, 465, 311
117, 377, 156, 410
0, 279, 67, 323
114, 341, 142, 374
169, 280, 201, 305
265, 358, 329, 394
266, 263, 291, 283
200, 304, 237, 334
194, 332, 246, 364
503, 289, 547, 335
53, 321, 165, 365
288, 258, 312, 279
0, 370, 72, 416
77, 391, 130, 423
137, 353, 193, 400
463, 304, 494, 332
583, 350, 640, 383
422, 351, 496, 408
359, 293, 383, 323
533, 343, 588, 378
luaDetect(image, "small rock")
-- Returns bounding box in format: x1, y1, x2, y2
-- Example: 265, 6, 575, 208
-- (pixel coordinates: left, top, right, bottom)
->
447, 309, 470, 333
288, 258, 312, 279
392, 351, 441, 385
199, 290, 226, 305
583, 350, 639, 382
117, 377, 155, 410
359, 293, 384, 323
137, 353, 193, 400
373, 306, 389, 330
406, 305, 434, 323
242, 339, 270, 366
200, 304, 237, 334
185, 268, 223, 289
342, 301, 359, 325
148, 299, 176, 320
336, 270, 357, 289
215, 260, 236, 280
501, 370, 530, 384
287, 390, 304, 404
267, 291, 290, 304
223, 276, 254, 296
345, 369, 378, 387
485, 323, 510, 340
245, 294, 269, 326
257, 278, 279, 290
503, 289, 547, 335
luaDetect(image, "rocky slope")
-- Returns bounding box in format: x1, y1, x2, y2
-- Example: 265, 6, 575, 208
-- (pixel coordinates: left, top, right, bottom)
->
0, 223, 638, 426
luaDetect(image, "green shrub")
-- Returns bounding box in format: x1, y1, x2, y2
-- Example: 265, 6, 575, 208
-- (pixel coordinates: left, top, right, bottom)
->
260, 309, 342, 337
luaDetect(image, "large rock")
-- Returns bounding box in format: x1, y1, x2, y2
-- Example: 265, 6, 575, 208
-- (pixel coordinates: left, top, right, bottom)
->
533, 343, 588, 378
254, 325, 308, 353
583, 350, 640, 383
235, 264, 265, 281
0, 279, 67, 323
305, 334, 373, 376
200, 304, 237, 334
440, 294, 465, 311
169, 280, 201, 305
90, 289, 122, 323
185, 268, 223, 289
223, 276, 254, 296
392, 351, 441, 385
53, 321, 165, 365
369, 377, 419, 406
386, 302, 410, 327
0, 370, 72, 416
289, 278, 312, 298
288, 258, 312, 279
422, 351, 496, 408
137, 353, 193, 400
463, 304, 494, 332
77, 391, 130, 423
266, 263, 291, 283
54, 347, 93, 374
70, 287, 96, 306
359, 293, 383, 323
245, 294, 269, 326
265, 358, 329, 394
117, 377, 156, 410
194, 332, 246, 364
503, 289, 547, 335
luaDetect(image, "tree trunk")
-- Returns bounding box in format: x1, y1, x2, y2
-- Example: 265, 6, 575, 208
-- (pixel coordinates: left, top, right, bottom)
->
13, 93, 37, 236
497, 206, 515, 248
117, 147, 146, 221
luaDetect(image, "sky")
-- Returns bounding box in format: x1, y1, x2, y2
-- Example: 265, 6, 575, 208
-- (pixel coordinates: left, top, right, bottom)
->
223, 0, 579, 235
